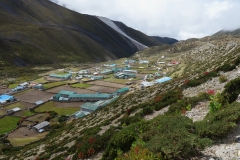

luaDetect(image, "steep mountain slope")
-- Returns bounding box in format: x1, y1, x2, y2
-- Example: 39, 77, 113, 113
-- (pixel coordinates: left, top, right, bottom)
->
0, 0, 172, 66
151, 36, 178, 45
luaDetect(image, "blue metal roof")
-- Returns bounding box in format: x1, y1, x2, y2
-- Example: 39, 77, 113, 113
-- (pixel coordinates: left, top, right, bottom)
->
0, 94, 14, 103
59, 90, 76, 95
154, 77, 172, 84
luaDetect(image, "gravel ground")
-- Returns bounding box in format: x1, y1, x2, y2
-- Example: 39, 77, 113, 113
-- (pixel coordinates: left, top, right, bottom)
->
144, 106, 170, 120
186, 68, 240, 160
183, 68, 240, 97
185, 102, 209, 122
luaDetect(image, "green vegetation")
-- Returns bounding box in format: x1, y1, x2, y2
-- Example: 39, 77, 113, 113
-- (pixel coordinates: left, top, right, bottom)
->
221, 76, 240, 103
70, 83, 92, 88
0, 110, 6, 116
35, 102, 79, 116
8, 132, 48, 147
219, 74, 228, 83
43, 82, 66, 90
33, 77, 49, 83
104, 78, 130, 84
183, 71, 219, 88
0, 116, 21, 134
196, 102, 240, 139
209, 93, 222, 113
144, 115, 212, 159
27, 113, 50, 122
8, 84, 18, 89
21, 110, 35, 117
4, 102, 26, 110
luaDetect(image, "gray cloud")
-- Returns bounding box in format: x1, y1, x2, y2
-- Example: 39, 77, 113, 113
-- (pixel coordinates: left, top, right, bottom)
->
50, 0, 240, 40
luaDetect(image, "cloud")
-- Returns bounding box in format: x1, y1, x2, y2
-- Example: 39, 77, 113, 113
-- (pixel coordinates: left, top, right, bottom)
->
50, 0, 240, 40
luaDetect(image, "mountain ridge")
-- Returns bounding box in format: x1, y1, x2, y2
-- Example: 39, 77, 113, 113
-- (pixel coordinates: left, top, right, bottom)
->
0, 0, 177, 66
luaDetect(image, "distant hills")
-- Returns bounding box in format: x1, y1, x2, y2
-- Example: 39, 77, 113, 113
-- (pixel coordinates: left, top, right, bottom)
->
213, 28, 240, 36
0, 0, 178, 66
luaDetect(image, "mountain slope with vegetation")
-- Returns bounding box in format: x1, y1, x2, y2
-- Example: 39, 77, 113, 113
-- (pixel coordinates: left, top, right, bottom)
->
2, 33, 240, 159
0, 0, 176, 66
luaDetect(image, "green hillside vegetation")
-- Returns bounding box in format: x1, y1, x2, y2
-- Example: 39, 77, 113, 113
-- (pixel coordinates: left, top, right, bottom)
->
0, 0, 173, 67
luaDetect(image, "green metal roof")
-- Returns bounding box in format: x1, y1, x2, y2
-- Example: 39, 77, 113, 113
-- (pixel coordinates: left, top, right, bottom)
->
58, 90, 76, 95
53, 94, 61, 98
116, 88, 129, 93
69, 93, 112, 98
81, 103, 99, 111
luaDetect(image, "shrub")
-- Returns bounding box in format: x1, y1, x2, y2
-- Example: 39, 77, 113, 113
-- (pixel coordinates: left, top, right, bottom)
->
103, 122, 148, 160
206, 89, 215, 95
222, 77, 240, 103
142, 106, 154, 116
209, 93, 222, 113
196, 102, 240, 139
154, 89, 182, 111
143, 115, 212, 159
216, 63, 235, 72
219, 75, 227, 83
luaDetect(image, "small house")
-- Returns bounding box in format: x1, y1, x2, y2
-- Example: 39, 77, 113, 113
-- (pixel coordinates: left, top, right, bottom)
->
33, 84, 44, 90
154, 77, 172, 84
114, 88, 129, 95
100, 69, 113, 75
33, 121, 50, 133
123, 60, 136, 64
91, 76, 104, 80
72, 111, 90, 119
49, 73, 72, 79
19, 82, 29, 87
114, 73, 136, 79
122, 70, 138, 74
139, 60, 149, 64
35, 101, 43, 105
0, 94, 15, 104
141, 81, 154, 87
171, 60, 179, 65
6, 107, 21, 115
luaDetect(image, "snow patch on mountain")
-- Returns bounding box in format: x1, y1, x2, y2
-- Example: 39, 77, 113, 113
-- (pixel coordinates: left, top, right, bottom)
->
97, 16, 148, 50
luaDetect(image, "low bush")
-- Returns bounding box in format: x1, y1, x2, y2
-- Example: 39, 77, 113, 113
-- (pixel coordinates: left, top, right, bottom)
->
221, 76, 240, 103
196, 102, 240, 139
219, 75, 228, 83
142, 106, 154, 116
154, 89, 182, 111
143, 115, 212, 159
102, 121, 148, 160
216, 63, 236, 72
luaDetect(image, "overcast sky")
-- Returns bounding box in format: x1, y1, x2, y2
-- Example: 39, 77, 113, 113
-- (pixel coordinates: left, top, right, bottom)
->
50, 0, 240, 40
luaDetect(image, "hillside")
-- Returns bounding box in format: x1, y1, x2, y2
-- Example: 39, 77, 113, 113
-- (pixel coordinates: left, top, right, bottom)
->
0, 0, 176, 66
1, 32, 240, 159
150, 36, 178, 45
213, 28, 240, 36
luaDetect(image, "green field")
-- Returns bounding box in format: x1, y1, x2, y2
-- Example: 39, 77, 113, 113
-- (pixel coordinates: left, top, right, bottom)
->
21, 110, 35, 117
0, 116, 21, 134
27, 113, 49, 122
0, 110, 5, 117
4, 102, 26, 110
35, 101, 79, 116
104, 77, 136, 84
8, 84, 18, 89
71, 83, 92, 88
8, 132, 48, 146
43, 81, 66, 89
